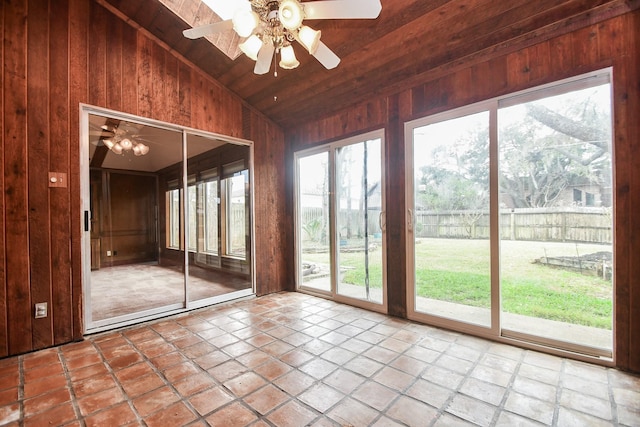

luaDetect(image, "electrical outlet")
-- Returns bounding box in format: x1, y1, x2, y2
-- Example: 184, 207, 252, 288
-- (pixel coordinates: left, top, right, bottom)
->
35, 302, 48, 319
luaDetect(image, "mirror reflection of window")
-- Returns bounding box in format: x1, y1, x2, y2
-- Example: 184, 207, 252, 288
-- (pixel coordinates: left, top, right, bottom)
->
223, 171, 248, 260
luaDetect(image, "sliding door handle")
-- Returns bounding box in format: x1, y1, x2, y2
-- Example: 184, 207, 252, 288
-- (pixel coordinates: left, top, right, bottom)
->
84, 211, 90, 232
378, 211, 386, 232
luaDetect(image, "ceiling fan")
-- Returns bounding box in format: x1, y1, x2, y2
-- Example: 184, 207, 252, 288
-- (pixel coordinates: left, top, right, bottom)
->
183, 0, 382, 75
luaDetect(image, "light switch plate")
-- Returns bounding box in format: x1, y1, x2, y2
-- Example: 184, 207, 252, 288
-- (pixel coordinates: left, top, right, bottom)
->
49, 172, 67, 188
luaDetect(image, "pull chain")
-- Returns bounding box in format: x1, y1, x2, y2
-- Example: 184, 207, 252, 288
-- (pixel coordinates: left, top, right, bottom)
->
274, 48, 278, 77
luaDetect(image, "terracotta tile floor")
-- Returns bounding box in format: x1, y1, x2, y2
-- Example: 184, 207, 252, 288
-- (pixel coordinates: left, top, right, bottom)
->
1, 292, 639, 426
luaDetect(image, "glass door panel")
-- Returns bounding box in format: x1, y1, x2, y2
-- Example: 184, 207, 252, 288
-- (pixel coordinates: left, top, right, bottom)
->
498, 83, 613, 353
297, 152, 331, 293
336, 139, 384, 304
186, 135, 252, 305
412, 111, 492, 328
88, 114, 184, 326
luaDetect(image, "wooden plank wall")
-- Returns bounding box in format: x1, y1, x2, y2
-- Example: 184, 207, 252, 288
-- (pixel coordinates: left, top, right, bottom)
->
244, 105, 288, 296
285, 11, 640, 373
0, 0, 286, 357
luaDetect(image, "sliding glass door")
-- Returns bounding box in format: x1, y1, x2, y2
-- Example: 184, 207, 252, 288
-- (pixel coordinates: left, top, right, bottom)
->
81, 106, 255, 333
406, 70, 614, 357
296, 131, 386, 310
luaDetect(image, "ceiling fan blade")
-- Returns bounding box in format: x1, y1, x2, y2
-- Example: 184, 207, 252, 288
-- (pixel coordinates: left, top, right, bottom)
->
312, 41, 340, 69
254, 42, 275, 75
303, 0, 382, 20
183, 20, 233, 39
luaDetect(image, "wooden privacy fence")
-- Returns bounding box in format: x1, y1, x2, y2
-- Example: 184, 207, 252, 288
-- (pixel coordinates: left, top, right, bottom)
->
300, 207, 612, 244
414, 207, 612, 243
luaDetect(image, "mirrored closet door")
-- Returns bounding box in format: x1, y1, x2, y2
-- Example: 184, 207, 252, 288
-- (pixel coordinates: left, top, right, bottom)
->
81, 106, 254, 332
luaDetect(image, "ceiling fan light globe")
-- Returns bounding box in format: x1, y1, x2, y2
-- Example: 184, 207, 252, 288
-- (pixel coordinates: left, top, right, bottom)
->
120, 138, 133, 151
279, 45, 300, 69
298, 25, 321, 54
133, 145, 142, 156
232, 9, 259, 38
239, 35, 263, 60
112, 143, 123, 155
139, 143, 150, 155
103, 138, 115, 149
279, 0, 304, 30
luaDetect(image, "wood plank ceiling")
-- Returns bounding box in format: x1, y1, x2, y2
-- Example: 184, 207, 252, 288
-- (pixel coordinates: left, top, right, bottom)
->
98, 0, 633, 129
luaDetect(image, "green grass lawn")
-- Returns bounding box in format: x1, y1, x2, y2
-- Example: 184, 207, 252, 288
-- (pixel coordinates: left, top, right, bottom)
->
302, 238, 613, 329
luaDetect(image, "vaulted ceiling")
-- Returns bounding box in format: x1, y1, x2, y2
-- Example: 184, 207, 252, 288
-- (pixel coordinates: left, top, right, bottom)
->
98, 0, 633, 129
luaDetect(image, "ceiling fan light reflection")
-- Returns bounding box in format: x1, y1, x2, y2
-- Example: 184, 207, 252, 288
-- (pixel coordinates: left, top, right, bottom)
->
120, 138, 133, 151
112, 143, 124, 155
133, 143, 150, 156
239, 35, 263, 60
232, 9, 259, 38
103, 138, 115, 149
298, 25, 321, 54
279, 0, 304, 30
279, 45, 299, 69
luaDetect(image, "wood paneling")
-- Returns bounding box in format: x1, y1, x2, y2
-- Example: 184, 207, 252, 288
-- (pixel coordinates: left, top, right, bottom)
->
68, 0, 90, 343
385, 93, 406, 318
246, 106, 288, 296
50, 0, 74, 346
286, 12, 640, 372
4, 0, 31, 356
613, 11, 640, 373
97, 172, 158, 266
0, 1, 6, 356
28, 0, 53, 350
0, 0, 286, 357
101, 0, 640, 129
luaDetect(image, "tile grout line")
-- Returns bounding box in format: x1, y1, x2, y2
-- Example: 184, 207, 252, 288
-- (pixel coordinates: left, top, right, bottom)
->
605, 368, 621, 425
256, 302, 351, 425
127, 322, 235, 424
57, 346, 85, 426
88, 333, 149, 425
488, 344, 528, 426
553, 357, 566, 425
430, 333, 493, 426
18, 355, 25, 425
180, 301, 314, 425
9, 293, 638, 427
253, 299, 399, 425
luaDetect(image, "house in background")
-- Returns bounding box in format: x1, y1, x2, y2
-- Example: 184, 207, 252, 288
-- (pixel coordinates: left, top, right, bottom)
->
0, 0, 639, 376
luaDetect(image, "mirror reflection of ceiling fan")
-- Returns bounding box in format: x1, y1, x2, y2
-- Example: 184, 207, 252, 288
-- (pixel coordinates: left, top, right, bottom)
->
90, 120, 151, 156
183, 0, 382, 75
